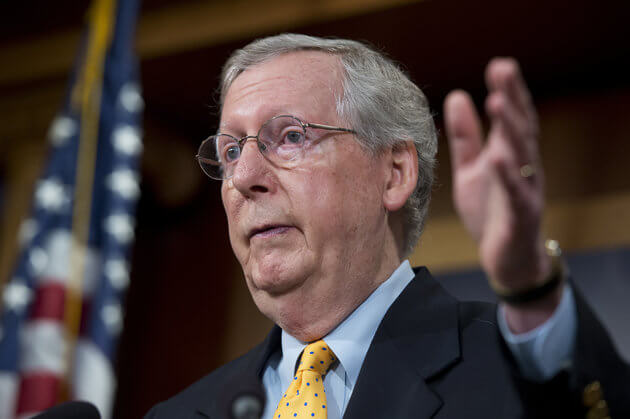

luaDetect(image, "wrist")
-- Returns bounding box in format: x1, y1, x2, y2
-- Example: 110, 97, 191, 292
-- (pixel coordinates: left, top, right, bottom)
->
490, 239, 566, 304
502, 282, 564, 333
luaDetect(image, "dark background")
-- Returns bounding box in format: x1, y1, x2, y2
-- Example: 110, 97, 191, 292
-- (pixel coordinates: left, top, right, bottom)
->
1, 1, 629, 417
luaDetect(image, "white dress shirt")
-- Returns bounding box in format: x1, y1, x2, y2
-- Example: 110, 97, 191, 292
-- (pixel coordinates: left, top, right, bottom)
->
261, 260, 576, 419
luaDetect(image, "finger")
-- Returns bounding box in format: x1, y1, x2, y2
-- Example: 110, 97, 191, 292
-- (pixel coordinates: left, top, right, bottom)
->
444, 90, 484, 172
486, 91, 538, 164
486, 58, 537, 121
491, 151, 543, 217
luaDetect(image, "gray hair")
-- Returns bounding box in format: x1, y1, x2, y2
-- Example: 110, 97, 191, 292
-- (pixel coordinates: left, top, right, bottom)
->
219, 34, 437, 257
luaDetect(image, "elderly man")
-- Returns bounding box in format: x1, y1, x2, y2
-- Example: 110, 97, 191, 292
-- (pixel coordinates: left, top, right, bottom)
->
146, 34, 628, 418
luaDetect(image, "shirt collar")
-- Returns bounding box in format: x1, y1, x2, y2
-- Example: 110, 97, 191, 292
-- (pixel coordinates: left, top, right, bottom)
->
279, 260, 415, 387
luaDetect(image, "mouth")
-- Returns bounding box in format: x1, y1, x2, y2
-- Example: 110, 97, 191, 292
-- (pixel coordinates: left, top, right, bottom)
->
249, 224, 293, 240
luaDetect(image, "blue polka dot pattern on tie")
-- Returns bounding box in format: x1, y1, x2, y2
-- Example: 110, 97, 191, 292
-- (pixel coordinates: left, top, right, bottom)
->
273, 340, 336, 419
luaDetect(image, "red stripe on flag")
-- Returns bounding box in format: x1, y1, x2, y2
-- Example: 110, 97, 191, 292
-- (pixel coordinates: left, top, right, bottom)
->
29, 281, 66, 322
16, 373, 61, 415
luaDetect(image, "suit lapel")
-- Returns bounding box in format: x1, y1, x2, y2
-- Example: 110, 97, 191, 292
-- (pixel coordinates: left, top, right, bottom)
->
194, 268, 461, 419
344, 268, 461, 419
195, 326, 282, 418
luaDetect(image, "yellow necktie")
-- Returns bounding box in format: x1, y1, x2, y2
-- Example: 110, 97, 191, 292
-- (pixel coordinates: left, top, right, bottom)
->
273, 340, 336, 418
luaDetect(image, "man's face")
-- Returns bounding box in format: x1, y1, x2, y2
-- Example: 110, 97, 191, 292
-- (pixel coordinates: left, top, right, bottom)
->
220, 51, 393, 337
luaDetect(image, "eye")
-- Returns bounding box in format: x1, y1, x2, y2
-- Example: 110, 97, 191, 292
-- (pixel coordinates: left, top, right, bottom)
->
223, 144, 241, 162
282, 130, 305, 145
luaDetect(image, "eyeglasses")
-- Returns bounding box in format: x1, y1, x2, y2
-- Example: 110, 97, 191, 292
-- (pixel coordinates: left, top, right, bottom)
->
196, 115, 356, 180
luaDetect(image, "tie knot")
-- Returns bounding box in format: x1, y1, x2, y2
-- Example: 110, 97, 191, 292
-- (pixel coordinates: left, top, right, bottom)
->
297, 340, 336, 375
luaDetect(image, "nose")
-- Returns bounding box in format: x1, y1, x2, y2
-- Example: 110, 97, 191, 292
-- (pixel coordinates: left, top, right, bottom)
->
230, 138, 272, 196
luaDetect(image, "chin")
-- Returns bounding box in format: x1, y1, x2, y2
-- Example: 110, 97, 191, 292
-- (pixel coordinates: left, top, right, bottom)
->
243, 245, 314, 292
247, 258, 308, 295
244, 256, 316, 327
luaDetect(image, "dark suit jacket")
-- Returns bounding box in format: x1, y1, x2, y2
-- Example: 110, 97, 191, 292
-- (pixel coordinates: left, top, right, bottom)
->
146, 268, 629, 418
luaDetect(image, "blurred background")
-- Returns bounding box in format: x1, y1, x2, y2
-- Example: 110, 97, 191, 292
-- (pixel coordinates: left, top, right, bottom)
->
0, 0, 629, 417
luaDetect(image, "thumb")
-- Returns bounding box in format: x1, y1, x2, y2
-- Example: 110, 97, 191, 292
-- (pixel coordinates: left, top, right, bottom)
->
444, 90, 484, 174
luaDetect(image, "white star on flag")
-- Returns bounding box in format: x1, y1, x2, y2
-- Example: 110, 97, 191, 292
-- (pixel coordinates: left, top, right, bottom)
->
103, 214, 135, 244
35, 178, 68, 212
105, 169, 140, 200
104, 259, 130, 291
3, 280, 33, 313
48, 116, 77, 147
112, 125, 142, 156
28, 247, 48, 276
101, 303, 123, 335
119, 83, 144, 113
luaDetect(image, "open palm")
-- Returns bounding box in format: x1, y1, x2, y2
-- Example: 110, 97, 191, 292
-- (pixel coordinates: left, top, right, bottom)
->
444, 58, 548, 291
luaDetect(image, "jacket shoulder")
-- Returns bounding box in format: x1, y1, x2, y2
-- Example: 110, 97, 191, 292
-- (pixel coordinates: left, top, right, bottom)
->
457, 299, 498, 331
144, 339, 270, 419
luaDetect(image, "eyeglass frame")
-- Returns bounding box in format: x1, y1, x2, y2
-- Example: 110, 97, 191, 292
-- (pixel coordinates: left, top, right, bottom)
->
196, 114, 357, 180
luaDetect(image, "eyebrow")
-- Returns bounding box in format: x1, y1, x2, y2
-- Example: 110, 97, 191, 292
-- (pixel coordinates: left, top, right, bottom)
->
219, 109, 308, 134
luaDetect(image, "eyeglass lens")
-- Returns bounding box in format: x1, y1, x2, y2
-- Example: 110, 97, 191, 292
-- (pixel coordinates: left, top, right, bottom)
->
197, 116, 306, 180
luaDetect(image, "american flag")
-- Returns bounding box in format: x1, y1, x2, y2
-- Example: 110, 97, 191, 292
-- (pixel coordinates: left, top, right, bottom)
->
0, 0, 142, 417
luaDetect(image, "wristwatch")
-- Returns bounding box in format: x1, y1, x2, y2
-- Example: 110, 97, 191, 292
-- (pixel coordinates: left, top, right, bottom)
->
491, 239, 567, 305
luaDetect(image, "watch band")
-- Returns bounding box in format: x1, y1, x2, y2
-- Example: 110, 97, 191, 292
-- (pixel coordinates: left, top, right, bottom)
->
492, 239, 566, 305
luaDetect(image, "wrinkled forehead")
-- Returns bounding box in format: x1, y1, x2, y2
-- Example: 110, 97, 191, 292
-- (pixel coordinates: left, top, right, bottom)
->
225, 50, 345, 99
220, 51, 345, 130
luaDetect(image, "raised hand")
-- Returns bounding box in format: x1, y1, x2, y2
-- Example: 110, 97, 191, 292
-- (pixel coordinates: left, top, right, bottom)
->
444, 58, 559, 331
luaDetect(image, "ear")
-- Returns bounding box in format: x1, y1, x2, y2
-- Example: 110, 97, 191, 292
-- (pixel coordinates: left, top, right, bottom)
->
383, 140, 418, 212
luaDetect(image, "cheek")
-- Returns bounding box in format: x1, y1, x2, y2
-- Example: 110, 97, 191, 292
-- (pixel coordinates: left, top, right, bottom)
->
294, 162, 383, 243
295, 167, 344, 215
221, 187, 245, 253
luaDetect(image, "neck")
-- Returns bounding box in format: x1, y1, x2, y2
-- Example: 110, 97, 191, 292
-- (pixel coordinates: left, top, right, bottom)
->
277, 243, 401, 342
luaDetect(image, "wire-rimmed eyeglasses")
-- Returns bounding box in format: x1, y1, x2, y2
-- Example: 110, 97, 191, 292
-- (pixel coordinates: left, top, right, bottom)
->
196, 115, 356, 180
